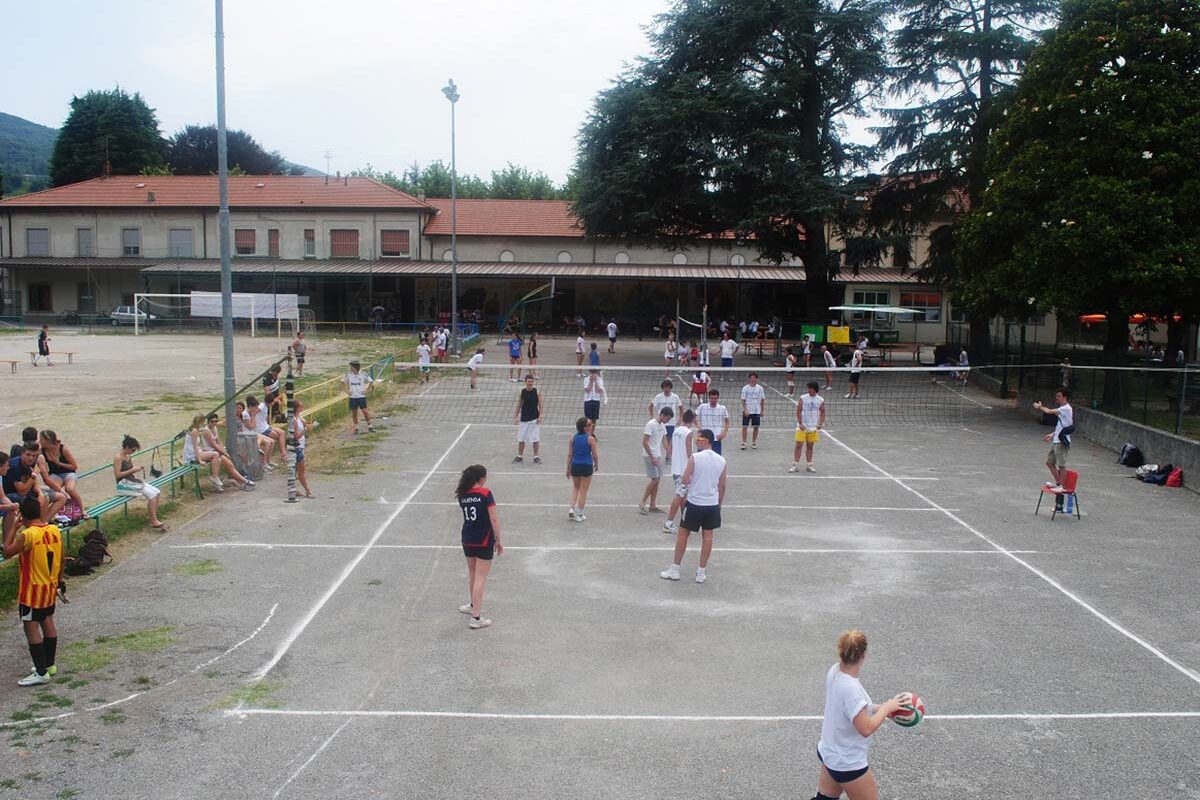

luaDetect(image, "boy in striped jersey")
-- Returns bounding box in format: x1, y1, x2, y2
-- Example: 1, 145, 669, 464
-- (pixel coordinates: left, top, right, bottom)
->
3, 494, 64, 686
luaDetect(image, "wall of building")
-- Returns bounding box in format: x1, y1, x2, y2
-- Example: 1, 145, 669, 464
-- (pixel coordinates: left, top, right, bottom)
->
421, 235, 768, 266
12, 267, 143, 314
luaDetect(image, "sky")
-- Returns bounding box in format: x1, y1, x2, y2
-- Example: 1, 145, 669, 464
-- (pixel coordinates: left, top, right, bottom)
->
2, 0, 881, 183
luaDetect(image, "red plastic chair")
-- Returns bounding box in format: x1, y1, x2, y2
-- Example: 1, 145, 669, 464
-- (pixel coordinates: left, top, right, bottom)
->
1035, 470, 1081, 520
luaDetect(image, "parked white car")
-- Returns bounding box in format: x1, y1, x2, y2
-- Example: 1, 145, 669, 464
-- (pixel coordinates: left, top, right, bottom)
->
109, 305, 157, 326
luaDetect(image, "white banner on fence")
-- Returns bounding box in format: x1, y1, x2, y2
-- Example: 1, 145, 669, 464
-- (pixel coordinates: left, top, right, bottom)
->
190, 291, 300, 320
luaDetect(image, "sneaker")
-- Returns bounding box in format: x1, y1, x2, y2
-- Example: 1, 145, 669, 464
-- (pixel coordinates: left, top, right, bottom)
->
573, 512, 587, 523
263, 463, 276, 471
844, 393, 852, 399
740, 442, 747, 451
241, 482, 255, 492
568, 507, 577, 520
17, 671, 49, 687
660, 564, 681, 581
244, 479, 256, 488
638, 504, 649, 515
663, 520, 676, 532
458, 603, 474, 615
1044, 481, 1058, 488
367, 425, 375, 433
695, 567, 707, 584
54, 514, 71, 525
648, 506, 664, 514
751, 442, 757, 450
533, 457, 541, 464
806, 464, 816, 473
788, 463, 799, 473
47, 665, 57, 677
469, 617, 493, 630
824, 385, 832, 390
210, 476, 225, 492
512, 456, 524, 464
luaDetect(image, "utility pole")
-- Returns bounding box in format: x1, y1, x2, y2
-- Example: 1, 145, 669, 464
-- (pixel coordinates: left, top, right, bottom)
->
215, 0, 237, 454
442, 79, 460, 355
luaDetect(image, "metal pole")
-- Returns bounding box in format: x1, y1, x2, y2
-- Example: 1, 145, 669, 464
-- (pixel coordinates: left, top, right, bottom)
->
284, 355, 298, 503
1176, 366, 1188, 436
215, 0, 238, 454
1001, 323, 1010, 397
449, 88, 459, 356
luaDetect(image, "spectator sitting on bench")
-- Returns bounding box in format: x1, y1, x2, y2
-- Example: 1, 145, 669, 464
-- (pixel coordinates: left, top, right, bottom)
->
4, 443, 68, 523
185, 414, 255, 493
38, 430, 89, 521
0, 454, 19, 540
247, 395, 286, 471
10, 426, 38, 461
112, 435, 168, 531
238, 398, 279, 472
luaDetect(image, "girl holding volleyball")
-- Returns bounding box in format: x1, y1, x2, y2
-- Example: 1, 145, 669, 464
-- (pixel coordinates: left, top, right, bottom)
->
811, 630, 909, 800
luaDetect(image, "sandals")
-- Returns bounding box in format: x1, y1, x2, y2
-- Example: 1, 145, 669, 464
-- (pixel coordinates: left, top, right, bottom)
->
151, 522, 169, 532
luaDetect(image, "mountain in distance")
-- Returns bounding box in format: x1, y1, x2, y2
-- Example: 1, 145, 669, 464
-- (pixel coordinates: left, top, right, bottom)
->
0, 111, 57, 196
284, 160, 324, 176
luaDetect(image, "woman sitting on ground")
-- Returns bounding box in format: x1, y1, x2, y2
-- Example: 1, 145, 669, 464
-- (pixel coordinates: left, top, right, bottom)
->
112, 435, 167, 531
185, 414, 255, 492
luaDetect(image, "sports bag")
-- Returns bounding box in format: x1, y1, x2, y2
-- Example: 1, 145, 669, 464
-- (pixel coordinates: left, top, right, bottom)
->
1118, 442, 1145, 468
65, 530, 112, 576
1134, 464, 1159, 478
1166, 468, 1184, 488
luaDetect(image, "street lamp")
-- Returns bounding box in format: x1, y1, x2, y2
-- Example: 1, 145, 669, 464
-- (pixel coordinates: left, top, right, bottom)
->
442, 78, 460, 356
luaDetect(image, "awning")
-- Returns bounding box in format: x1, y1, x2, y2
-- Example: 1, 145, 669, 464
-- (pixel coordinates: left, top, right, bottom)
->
829, 305, 921, 314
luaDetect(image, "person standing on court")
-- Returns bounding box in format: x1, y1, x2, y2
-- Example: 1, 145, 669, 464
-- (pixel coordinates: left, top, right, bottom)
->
607, 318, 619, 353
739, 372, 766, 451
1034, 387, 1074, 491
660, 428, 726, 584
582, 368, 607, 435
566, 417, 599, 523
507, 331, 524, 381
650, 380, 683, 442
575, 330, 586, 376
639, 407, 672, 515
32, 325, 53, 367
845, 347, 863, 399
4, 494, 65, 686
662, 409, 695, 534
718, 332, 739, 379
822, 345, 837, 390
512, 374, 543, 464
810, 630, 909, 800
343, 360, 376, 433
527, 332, 539, 378
290, 331, 308, 376
696, 389, 730, 455
455, 465, 503, 630
802, 335, 813, 367
791, 382, 826, 473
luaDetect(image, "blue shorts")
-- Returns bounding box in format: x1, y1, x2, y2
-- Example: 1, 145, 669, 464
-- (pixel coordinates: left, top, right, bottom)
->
583, 400, 601, 421
721, 357, 734, 367
295, 447, 305, 465
349, 397, 368, 410
818, 747, 868, 785
711, 439, 723, 456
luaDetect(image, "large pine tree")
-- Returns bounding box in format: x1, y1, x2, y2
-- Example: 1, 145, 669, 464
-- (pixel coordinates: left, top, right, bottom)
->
167, 125, 301, 175
49, 88, 166, 185
572, 0, 888, 320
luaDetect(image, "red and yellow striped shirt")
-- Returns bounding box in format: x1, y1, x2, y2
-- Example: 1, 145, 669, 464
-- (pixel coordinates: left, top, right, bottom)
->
18, 524, 63, 609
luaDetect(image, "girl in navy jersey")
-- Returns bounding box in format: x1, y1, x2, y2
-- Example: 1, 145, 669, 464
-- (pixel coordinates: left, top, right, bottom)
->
455, 465, 503, 629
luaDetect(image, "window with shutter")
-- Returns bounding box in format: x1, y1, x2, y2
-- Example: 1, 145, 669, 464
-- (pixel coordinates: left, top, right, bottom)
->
235, 229, 256, 256
268, 229, 280, 257
304, 229, 316, 258
76, 228, 94, 257
168, 229, 194, 257
26, 228, 50, 257
330, 229, 359, 259
380, 230, 410, 258
121, 228, 141, 256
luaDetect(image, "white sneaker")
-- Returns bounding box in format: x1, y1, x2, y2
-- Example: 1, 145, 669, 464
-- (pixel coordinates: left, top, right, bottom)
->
17, 671, 49, 687
458, 603, 474, 615
660, 564, 681, 581
264, 463, 276, 471
751, 442, 757, 450
469, 617, 493, 630
662, 520, 676, 532
824, 385, 832, 390
695, 567, 707, 583
844, 393, 852, 399
210, 476, 225, 492
1044, 481, 1058, 487
806, 464, 816, 473
573, 512, 587, 522
788, 463, 799, 473
244, 479, 256, 488
568, 507, 576, 519
638, 504, 649, 515
740, 442, 747, 450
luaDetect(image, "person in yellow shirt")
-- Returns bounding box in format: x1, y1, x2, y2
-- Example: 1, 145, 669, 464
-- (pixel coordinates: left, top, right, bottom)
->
2, 495, 64, 686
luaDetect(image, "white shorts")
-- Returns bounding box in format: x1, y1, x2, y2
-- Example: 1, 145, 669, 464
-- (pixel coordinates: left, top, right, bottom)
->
116, 479, 161, 500
672, 474, 688, 498
517, 420, 540, 444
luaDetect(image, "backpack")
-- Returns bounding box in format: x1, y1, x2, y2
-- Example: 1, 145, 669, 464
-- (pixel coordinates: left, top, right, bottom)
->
1118, 442, 1145, 468
1166, 468, 1184, 488
65, 530, 112, 576
1134, 464, 1159, 478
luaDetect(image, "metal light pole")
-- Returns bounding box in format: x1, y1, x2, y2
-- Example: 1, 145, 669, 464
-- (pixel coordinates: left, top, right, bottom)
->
442, 79, 460, 355
215, 0, 238, 454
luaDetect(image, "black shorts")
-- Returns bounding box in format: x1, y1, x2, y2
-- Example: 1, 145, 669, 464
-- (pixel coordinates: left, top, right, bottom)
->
570, 463, 594, 478
463, 541, 495, 560
742, 414, 761, 427
818, 747, 868, 785
349, 397, 368, 410
296, 355, 305, 364
609, 337, 617, 343
680, 502, 721, 532
849, 372, 861, 384
583, 400, 601, 421
265, 391, 279, 404
19, 604, 55, 622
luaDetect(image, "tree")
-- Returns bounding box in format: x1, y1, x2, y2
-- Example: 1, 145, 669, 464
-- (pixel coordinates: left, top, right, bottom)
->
572, 0, 888, 320
167, 125, 300, 175
955, 0, 1200, 359
50, 88, 167, 185
488, 163, 564, 200
869, 0, 1057, 361
352, 161, 565, 200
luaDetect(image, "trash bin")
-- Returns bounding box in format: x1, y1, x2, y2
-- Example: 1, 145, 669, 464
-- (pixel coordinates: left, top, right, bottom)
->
235, 435, 264, 481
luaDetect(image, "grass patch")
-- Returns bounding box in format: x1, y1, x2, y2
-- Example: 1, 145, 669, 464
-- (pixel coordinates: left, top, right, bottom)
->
367, 579, 382, 586
34, 692, 73, 708
9, 710, 34, 722
56, 790, 80, 800
97, 710, 125, 725
110, 748, 134, 759
66, 679, 88, 690
133, 676, 153, 687
60, 735, 81, 746
21, 772, 40, 782
63, 626, 175, 673
186, 528, 222, 540
172, 558, 222, 576
215, 680, 283, 710
0, 778, 17, 789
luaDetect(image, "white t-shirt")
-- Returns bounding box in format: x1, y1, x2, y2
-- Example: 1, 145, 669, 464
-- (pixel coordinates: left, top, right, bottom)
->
665, 340, 678, 358
607, 322, 618, 339
1052, 403, 1074, 444
416, 344, 431, 365
643, 418, 667, 459
958, 351, 969, 367
686, 448, 726, 506
435, 331, 447, 349
740, 383, 765, 415
818, 663, 872, 772
183, 429, 198, 462
290, 414, 307, 450
576, 336, 585, 354
824, 350, 837, 369
803, 338, 812, 355
466, 353, 484, 370
719, 339, 738, 358
850, 350, 863, 373
857, 338, 869, 351
670, 425, 692, 476
698, 346, 710, 366
236, 409, 256, 437
800, 393, 825, 430
652, 391, 682, 420
583, 375, 606, 402
344, 371, 372, 398
696, 403, 730, 435
243, 407, 270, 436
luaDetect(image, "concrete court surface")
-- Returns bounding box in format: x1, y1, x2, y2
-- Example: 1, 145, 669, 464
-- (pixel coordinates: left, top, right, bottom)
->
1, 373, 1199, 798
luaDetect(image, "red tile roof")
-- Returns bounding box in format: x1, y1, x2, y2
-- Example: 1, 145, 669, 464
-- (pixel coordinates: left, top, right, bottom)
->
423, 199, 584, 237
0, 176, 431, 210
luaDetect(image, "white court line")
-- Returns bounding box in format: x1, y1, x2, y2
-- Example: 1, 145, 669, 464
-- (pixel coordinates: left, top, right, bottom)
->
172, 543, 1033, 555
192, 603, 278, 673
413, 470, 939, 481
398, 501, 952, 512
932, 379, 994, 409
271, 718, 354, 799
251, 423, 473, 681
765, 382, 1200, 686
227, 708, 1200, 723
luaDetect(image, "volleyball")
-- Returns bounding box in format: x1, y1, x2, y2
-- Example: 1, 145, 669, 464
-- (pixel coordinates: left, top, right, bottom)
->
890, 693, 925, 727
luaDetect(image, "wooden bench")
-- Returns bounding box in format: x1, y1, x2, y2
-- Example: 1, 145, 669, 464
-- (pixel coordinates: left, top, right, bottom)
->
1, 360, 18, 374
74, 462, 203, 540
28, 351, 77, 364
